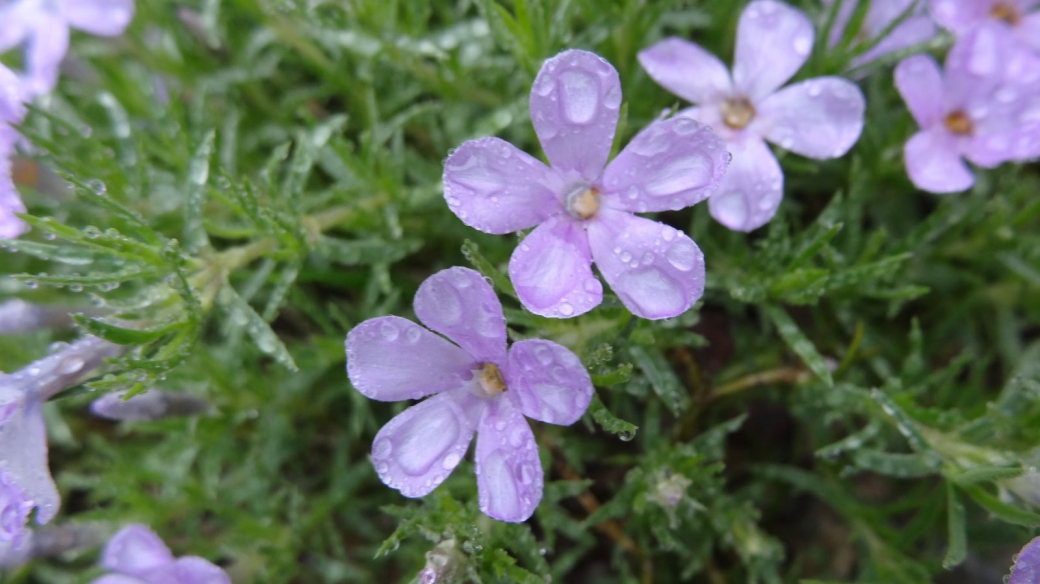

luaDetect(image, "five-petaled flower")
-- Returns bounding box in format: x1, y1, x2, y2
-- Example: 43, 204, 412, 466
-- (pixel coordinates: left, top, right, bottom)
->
0, 0, 135, 96
639, 0, 866, 232
894, 24, 1040, 193
92, 524, 230, 584
930, 0, 1040, 52
345, 267, 594, 522
823, 0, 937, 69
444, 49, 728, 321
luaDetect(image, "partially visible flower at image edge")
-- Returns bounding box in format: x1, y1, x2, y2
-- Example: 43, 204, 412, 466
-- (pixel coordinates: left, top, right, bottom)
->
1009, 535, 1040, 584
930, 0, 1040, 52
444, 49, 729, 321
0, 62, 28, 240
823, 0, 937, 69
92, 524, 230, 584
639, 0, 866, 232
345, 267, 594, 522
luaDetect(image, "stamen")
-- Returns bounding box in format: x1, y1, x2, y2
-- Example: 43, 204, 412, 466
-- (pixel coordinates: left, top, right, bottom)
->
943, 110, 973, 135
720, 96, 756, 129
566, 186, 600, 220
476, 362, 507, 398
990, 3, 1021, 25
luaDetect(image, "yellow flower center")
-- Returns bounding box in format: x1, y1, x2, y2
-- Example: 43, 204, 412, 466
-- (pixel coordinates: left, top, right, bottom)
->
943, 110, 973, 135
720, 96, 756, 129
990, 3, 1021, 25
476, 362, 507, 398
566, 186, 600, 220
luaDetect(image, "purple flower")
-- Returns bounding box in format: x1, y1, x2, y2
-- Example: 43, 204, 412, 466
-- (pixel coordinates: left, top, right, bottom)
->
639, 0, 866, 232
0, 469, 33, 556
93, 524, 230, 584
894, 24, 1040, 193
91, 389, 208, 422
931, 0, 1040, 52
0, 335, 122, 527
444, 50, 728, 320
0, 63, 27, 240
0, 0, 135, 96
1009, 535, 1040, 584
345, 267, 594, 522
824, 0, 938, 68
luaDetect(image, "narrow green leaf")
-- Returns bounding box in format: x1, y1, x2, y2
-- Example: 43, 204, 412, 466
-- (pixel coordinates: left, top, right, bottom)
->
949, 465, 1025, 486
943, 484, 967, 569
461, 239, 516, 298
961, 484, 1040, 526
763, 305, 834, 386
73, 316, 185, 346
590, 363, 633, 387
219, 287, 298, 371
316, 237, 421, 266
849, 449, 939, 478
185, 130, 216, 250
587, 394, 638, 441
628, 345, 689, 415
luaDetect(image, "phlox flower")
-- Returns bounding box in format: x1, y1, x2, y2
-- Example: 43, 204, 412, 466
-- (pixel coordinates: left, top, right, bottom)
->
894, 24, 1040, 193
345, 267, 594, 522
823, 0, 937, 68
931, 0, 1040, 52
639, 0, 866, 232
0, 0, 135, 96
0, 336, 122, 530
93, 524, 230, 584
444, 49, 729, 321
1010, 536, 1040, 584
1, 63, 27, 240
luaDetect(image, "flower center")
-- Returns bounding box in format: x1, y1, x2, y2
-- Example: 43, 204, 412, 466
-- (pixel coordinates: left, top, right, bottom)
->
474, 362, 507, 398
990, 2, 1021, 25
565, 185, 600, 220
720, 96, 756, 129
943, 110, 973, 135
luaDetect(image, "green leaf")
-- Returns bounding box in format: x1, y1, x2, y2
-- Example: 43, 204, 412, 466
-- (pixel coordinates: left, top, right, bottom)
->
590, 363, 633, 387
0, 239, 99, 265
948, 465, 1025, 486
461, 239, 516, 298
849, 449, 939, 478
185, 130, 215, 251
315, 237, 421, 266
943, 484, 967, 569
628, 345, 689, 415
961, 484, 1040, 526
218, 287, 298, 372
73, 316, 185, 346
763, 305, 833, 387
588, 394, 638, 441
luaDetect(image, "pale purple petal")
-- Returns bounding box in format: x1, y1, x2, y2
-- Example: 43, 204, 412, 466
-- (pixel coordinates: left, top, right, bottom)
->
506, 340, 592, 426
414, 267, 507, 364
508, 216, 600, 319
370, 389, 481, 498
904, 128, 974, 193
964, 124, 1040, 166
894, 55, 946, 128
345, 316, 476, 402
599, 116, 728, 213
1021, 12, 1040, 51
755, 76, 865, 159
475, 398, 542, 523
24, 16, 70, 96
1009, 536, 1040, 584
587, 209, 704, 320
637, 37, 733, 104
0, 64, 27, 124
100, 525, 174, 577
852, 15, 937, 68
64, 0, 135, 36
0, 399, 59, 524
530, 49, 621, 181
732, 0, 814, 101
165, 557, 231, 584
90, 390, 208, 422
929, 0, 990, 34
0, 469, 32, 544
0, 1, 36, 53
443, 138, 563, 234
0, 193, 27, 240
90, 576, 148, 584
708, 137, 784, 232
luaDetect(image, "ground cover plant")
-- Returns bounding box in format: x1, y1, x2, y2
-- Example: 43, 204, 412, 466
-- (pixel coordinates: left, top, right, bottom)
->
1, 0, 1040, 582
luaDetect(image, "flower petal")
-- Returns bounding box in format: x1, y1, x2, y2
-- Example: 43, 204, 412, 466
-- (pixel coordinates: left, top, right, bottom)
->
89, 576, 148, 584
894, 55, 946, 128
964, 124, 1040, 167
1010, 536, 1040, 584
755, 77, 865, 159
475, 399, 542, 522
1020, 13, 1040, 52
443, 137, 563, 234
168, 557, 231, 584
506, 340, 592, 426
100, 525, 174, 577
508, 216, 600, 318
24, 15, 69, 96
0, 1, 35, 53
904, 128, 974, 193
708, 137, 784, 232
929, 0, 989, 34
530, 49, 621, 181
599, 116, 728, 213
346, 316, 476, 402
944, 22, 1040, 119
414, 267, 507, 364
732, 0, 814, 101
64, 0, 134, 36
637, 37, 733, 104
587, 209, 704, 320
851, 14, 937, 68
371, 389, 481, 498
0, 400, 59, 524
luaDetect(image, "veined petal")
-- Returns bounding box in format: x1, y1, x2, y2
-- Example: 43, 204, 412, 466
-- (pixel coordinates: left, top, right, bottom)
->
599, 116, 728, 214
508, 216, 600, 319
756, 76, 865, 159
708, 137, 784, 232
371, 389, 481, 498
100, 525, 174, 577
587, 209, 704, 320
0, 400, 59, 524
894, 55, 946, 128
443, 138, 563, 234
414, 267, 507, 364
475, 398, 542, 523
530, 49, 621, 181
507, 340, 592, 426
64, 0, 135, 36
904, 128, 974, 193
637, 37, 733, 104
24, 16, 69, 97
345, 316, 476, 402
733, 0, 814, 101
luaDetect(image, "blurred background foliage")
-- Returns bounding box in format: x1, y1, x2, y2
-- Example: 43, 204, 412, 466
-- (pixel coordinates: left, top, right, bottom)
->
1, 0, 1039, 582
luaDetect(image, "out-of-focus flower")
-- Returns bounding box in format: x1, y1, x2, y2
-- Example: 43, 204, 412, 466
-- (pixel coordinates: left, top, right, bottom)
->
417, 539, 465, 584
91, 389, 208, 422
931, 0, 1040, 52
0, 336, 122, 528
648, 471, 692, 510
0, 469, 33, 559
444, 49, 727, 320
639, 0, 866, 232
824, 0, 937, 68
92, 524, 230, 584
345, 267, 594, 522
1009, 535, 1040, 584
0, 0, 135, 96
1, 522, 112, 570
894, 24, 1040, 193
0, 299, 81, 334
0, 63, 27, 240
